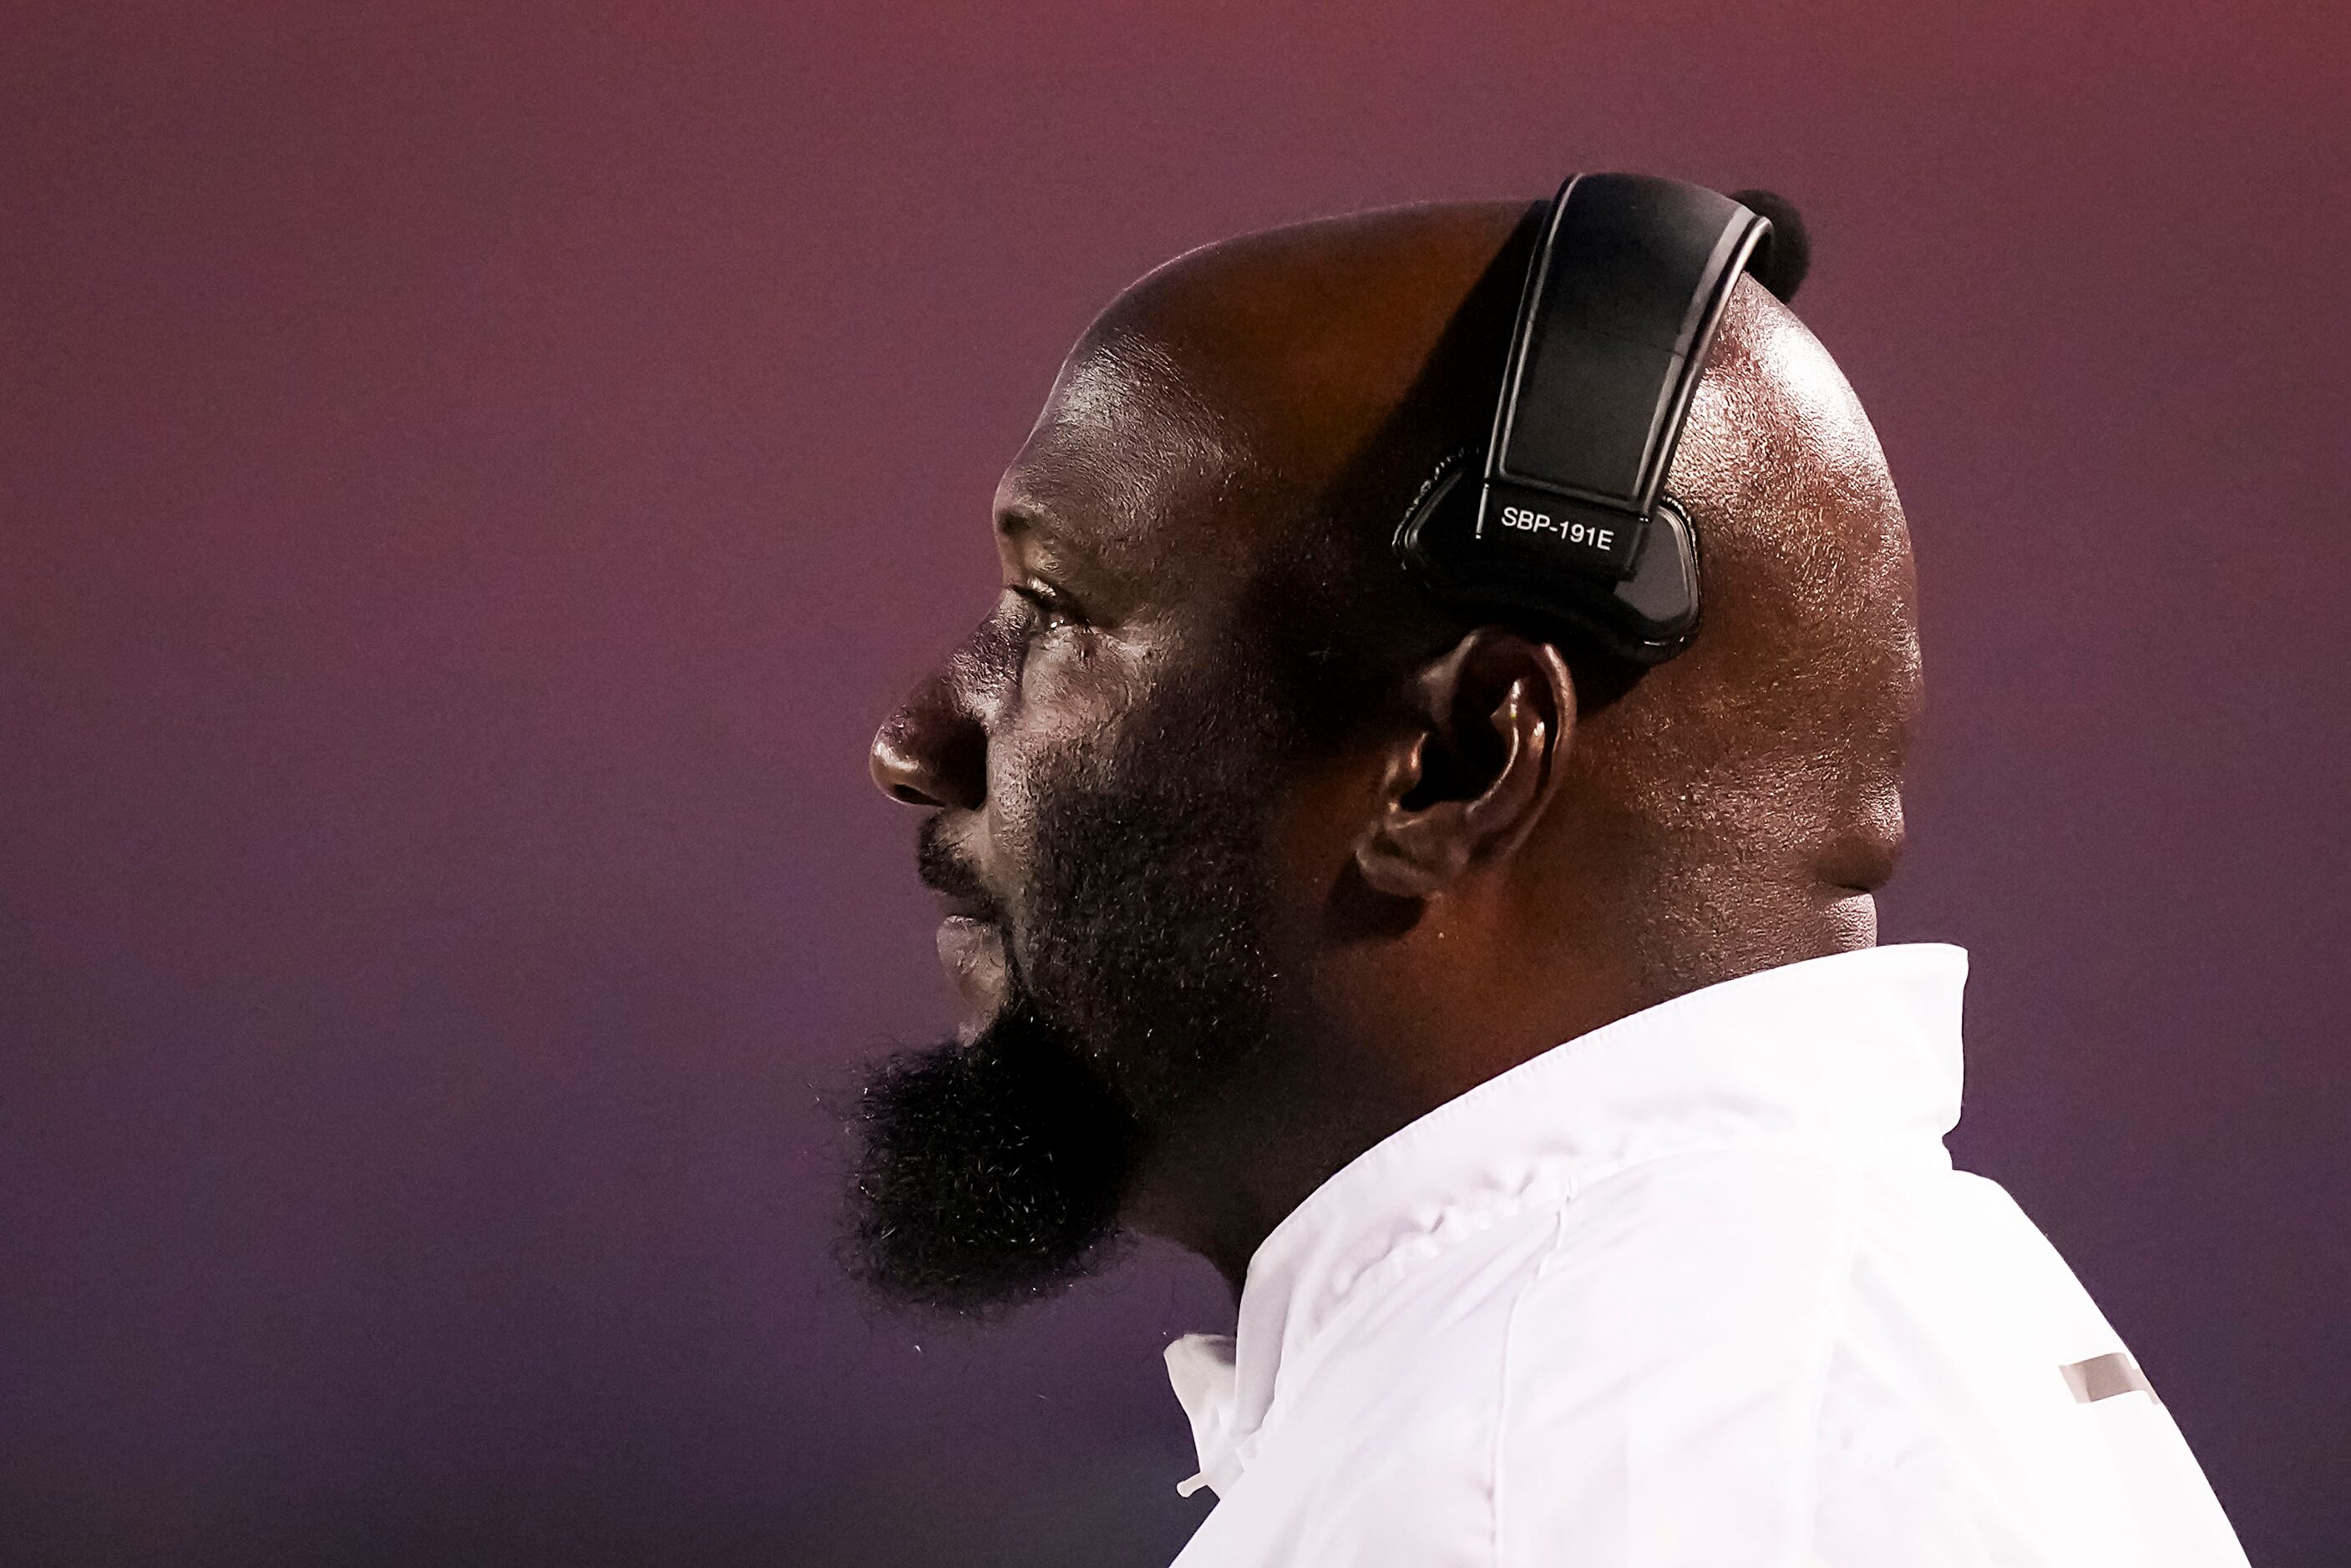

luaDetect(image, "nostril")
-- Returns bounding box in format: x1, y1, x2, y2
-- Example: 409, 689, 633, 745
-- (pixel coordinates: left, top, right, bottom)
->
870, 653, 991, 811
869, 723, 939, 807
869, 698, 985, 812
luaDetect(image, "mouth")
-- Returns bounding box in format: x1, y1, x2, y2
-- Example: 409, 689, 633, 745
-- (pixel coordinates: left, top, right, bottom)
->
915, 814, 1012, 1035
931, 890, 996, 922
935, 913, 1010, 1040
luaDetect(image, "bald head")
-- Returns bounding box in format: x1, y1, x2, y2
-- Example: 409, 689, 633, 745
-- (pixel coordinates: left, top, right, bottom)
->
859, 193, 1923, 1300
1049, 202, 1918, 972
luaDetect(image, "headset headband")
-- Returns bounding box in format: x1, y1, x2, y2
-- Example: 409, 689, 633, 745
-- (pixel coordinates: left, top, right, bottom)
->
1395, 174, 1774, 664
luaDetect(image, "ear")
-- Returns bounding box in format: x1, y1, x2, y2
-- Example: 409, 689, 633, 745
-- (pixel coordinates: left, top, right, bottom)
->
1355, 630, 1577, 900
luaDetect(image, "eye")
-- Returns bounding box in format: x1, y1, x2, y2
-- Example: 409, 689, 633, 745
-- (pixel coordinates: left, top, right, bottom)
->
1009, 581, 1087, 633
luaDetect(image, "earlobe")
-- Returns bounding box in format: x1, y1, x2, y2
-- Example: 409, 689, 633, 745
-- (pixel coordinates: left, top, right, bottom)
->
1354, 634, 1574, 901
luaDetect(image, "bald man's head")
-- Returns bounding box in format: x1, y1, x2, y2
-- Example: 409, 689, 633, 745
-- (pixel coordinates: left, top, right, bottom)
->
1083, 203, 1918, 966
853, 195, 1920, 1308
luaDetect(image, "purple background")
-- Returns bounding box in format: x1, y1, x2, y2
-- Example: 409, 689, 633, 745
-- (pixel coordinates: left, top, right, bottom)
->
3, 3, 2345, 1564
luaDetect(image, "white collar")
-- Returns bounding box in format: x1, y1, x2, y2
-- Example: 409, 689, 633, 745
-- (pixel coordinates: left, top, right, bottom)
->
1165, 941, 1970, 1497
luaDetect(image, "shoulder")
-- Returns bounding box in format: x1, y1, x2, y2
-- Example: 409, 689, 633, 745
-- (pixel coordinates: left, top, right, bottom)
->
1489, 1155, 2234, 1566
1255, 1151, 1874, 1562
1486, 1149, 1900, 1560
1307, 1147, 1877, 1448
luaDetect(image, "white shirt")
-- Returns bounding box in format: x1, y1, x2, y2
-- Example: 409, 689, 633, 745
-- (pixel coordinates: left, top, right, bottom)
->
1163, 943, 2248, 1567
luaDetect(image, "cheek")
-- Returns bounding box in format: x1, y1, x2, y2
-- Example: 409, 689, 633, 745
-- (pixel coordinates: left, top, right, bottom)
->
977, 650, 1154, 905
1258, 750, 1387, 944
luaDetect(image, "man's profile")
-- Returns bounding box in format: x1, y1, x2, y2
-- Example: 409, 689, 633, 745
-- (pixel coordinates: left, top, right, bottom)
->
844, 176, 2249, 1565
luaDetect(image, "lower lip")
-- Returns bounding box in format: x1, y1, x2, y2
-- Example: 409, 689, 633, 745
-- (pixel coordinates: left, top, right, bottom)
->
936, 916, 1008, 1032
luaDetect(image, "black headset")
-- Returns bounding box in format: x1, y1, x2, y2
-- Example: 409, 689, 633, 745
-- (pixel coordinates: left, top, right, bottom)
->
1394, 175, 1800, 665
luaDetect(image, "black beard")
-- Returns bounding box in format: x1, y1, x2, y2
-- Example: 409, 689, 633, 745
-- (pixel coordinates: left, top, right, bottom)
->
843, 659, 1296, 1315
841, 992, 1140, 1317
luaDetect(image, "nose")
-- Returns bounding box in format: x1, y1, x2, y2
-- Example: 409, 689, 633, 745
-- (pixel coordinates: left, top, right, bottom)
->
869, 665, 985, 810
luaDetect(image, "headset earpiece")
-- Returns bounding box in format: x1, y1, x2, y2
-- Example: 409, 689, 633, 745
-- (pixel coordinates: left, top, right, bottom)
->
1395, 174, 1778, 665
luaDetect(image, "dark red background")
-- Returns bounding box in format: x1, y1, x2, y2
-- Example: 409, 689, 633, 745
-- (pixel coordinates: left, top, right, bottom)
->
3, 3, 2344, 1564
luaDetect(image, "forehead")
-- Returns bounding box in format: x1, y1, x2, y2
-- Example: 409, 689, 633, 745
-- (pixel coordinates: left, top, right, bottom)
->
991, 333, 1288, 584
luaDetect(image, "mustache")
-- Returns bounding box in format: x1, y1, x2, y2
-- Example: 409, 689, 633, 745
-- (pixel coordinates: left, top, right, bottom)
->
916, 814, 1003, 921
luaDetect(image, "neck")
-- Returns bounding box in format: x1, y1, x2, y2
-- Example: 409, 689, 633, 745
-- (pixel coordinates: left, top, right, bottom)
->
1119, 1043, 1415, 1293
1118, 879, 1877, 1295
1118, 935, 1652, 1293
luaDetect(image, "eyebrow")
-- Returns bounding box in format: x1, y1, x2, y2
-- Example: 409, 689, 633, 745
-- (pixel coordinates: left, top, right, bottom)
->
994, 498, 1093, 575
992, 493, 1139, 617
994, 481, 1076, 539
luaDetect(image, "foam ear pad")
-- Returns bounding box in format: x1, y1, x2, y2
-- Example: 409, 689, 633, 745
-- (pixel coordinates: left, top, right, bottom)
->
1729, 188, 1811, 302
